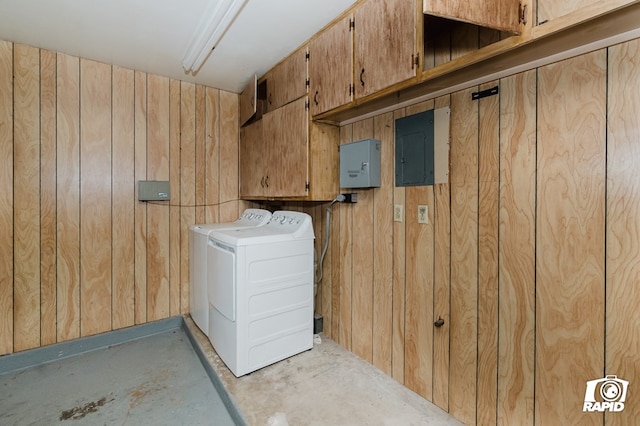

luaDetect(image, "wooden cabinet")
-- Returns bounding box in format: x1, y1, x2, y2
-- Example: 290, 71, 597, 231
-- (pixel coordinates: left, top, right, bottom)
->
355, 0, 419, 99
309, 14, 354, 116
239, 74, 257, 126
262, 96, 309, 197
239, 119, 268, 198
423, 0, 523, 33
265, 46, 308, 112
239, 96, 339, 201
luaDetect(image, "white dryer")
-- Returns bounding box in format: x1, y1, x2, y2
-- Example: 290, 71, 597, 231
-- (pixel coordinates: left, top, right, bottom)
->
188, 209, 271, 336
207, 211, 315, 377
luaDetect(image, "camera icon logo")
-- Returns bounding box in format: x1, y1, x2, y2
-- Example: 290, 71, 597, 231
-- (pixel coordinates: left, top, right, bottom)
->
583, 375, 629, 412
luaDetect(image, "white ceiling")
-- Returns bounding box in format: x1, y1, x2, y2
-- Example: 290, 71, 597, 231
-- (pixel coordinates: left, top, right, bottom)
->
0, 0, 356, 93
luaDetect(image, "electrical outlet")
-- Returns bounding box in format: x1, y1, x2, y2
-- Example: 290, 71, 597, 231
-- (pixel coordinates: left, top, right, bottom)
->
394, 204, 403, 222
418, 205, 428, 224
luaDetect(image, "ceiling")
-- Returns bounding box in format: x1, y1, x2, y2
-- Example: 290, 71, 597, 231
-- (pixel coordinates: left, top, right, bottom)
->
0, 0, 356, 93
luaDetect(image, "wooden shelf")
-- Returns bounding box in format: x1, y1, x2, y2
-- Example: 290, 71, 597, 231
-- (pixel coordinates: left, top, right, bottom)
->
315, 0, 640, 124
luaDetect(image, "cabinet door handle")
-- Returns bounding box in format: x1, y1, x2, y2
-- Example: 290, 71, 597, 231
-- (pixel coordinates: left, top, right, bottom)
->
314, 91, 319, 106
265, 175, 269, 187
260, 176, 265, 188
268, 93, 272, 105
434, 317, 445, 328
360, 68, 365, 87
250, 96, 254, 107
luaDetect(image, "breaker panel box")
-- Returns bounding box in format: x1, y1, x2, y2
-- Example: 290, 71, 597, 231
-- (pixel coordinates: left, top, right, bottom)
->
340, 139, 381, 188
138, 180, 171, 201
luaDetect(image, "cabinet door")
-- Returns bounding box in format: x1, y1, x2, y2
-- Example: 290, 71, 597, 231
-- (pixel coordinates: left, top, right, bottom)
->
263, 97, 309, 197
354, 0, 417, 99
537, 0, 597, 24
266, 46, 308, 112
309, 14, 354, 116
424, 0, 521, 33
239, 74, 257, 126
239, 120, 268, 198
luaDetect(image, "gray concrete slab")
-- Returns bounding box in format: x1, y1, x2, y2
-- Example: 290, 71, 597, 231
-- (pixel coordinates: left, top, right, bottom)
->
0, 327, 240, 425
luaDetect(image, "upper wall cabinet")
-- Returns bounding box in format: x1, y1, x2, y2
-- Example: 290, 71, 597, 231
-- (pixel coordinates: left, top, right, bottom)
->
265, 46, 309, 112
309, 14, 354, 117
354, 0, 418, 99
239, 74, 257, 126
423, 0, 523, 33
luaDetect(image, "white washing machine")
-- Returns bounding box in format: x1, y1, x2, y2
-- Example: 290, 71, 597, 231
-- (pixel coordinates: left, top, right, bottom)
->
207, 210, 315, 377
188, 209, 271, 336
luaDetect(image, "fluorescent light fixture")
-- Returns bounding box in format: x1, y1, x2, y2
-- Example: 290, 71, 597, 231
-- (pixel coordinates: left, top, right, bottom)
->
183, 0, 248, 74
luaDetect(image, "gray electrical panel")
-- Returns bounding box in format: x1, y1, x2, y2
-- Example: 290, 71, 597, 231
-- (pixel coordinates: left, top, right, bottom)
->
138, 180, 171, 201
340, 139, 381, 188
395, 106, 450, 187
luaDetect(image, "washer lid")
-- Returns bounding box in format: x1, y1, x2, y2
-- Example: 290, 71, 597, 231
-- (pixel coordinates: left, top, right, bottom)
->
209, 211, 314, 246
188, 208, 271, 236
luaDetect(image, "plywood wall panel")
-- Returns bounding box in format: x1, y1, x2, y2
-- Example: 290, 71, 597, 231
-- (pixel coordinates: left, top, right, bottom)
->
195, 85, 206, 224
180, 82, 196, 314
169, 79, 182, 317
432, 94, 451, 412
219, 91, 238, 203
497, 70, 536, 426
13, 44, 41, 352
391, 109, 407, 384
134, 71, 147, 324
0, 40, 13, 354
372, 112, 394, 376
2, 40, 240, 355
205, 87, 220, 223
351, 119, 375, 363
404, 101, 435, 401
56, 53, 80, 342
536, 51, 606, 426
79, 59, 112, 337
476, 81, 500, 426
338, 125, 353, 350
330, 193, 341, 341
606, 39, 640, 425
537, 0, 597, 24
40, 49, 57, 347
146, 74, 170, 321
448, 87, 479, 425
111, 66, 135, 330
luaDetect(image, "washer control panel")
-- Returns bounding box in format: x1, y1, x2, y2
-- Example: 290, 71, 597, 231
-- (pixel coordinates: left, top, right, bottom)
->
237, 208, 271, 225
269, 211, 312, 231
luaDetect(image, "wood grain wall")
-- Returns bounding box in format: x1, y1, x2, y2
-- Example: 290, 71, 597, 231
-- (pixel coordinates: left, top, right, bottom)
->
0, 40, 244, 355
307, 37, 640, 425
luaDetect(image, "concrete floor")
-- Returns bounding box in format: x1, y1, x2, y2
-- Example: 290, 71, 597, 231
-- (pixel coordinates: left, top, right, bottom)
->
185, 316, 462, 426
0, 327, 239, 425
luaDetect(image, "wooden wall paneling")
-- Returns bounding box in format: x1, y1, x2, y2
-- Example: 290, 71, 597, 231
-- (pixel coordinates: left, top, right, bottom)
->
195, 85, 206, 224
606, 38, 640, 425
432, 94, 451, 412
0, 40, 13, 354
338, 125, 353, 349
13, 44, 41, 351
180, 82, 196, 314
330, 196, 341, 341
476, 80, 500, 426
309, 205, 323, 316
40, 49, 57, 347
169, 79, 182, 316
391, 108, 407, 384
219, 90, 239, 204
449, 86, 479, 425
536, 51, 606, 426
134, 71, 148, 324
497, 70, 536, 426
403, 100, 435, 401
56, 53, 80, 341
146, 74, 170, 321
319, 203, 334, 337
451, 21, 479, 61
350, 119, 375, 363
111, 66, 135, 329
80, 59, 112, 337
205, 87, 220, 223
372, 111, 394, 375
